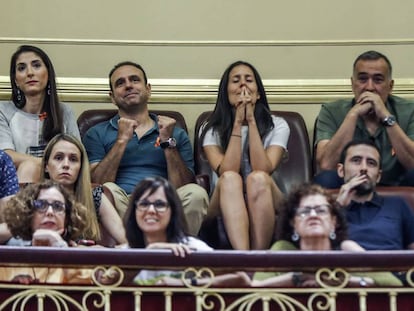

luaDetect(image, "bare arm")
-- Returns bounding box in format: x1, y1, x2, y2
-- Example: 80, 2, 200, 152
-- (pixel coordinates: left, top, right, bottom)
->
365, 91, 414, 169
158, 115, 195, 187
316, 111, 359, 170
385, 124, 414, 169
4, 149, 40, 168
245, 102, 285, 173
340, 240, 365, 251
90, 140, 128, 184
317, 93, 379, 170
0, 223, 12, 244
164, 148, 195, 187
98, 193, 127, 245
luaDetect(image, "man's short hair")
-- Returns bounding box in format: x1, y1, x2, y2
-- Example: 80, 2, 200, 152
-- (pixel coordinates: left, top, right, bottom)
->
339, 139, 382, 169
353, 50, 393, 78
108, 61, 148, 92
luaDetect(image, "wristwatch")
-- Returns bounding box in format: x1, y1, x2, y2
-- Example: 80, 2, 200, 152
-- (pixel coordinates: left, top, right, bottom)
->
382, 115, 396, 127
160, 137, 177, 149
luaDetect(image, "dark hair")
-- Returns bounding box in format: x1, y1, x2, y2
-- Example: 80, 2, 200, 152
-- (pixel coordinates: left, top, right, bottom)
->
339, 139, 382, 169
353, 50, 392, 78
3, 180, 89, 241
276, 183, 347, 249
10, 45, 64, 142
200, 61, 274, 150
108, 61, 148, 92
124, 177, 188, 248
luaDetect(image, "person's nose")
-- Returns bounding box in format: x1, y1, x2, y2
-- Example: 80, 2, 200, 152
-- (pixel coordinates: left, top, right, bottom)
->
309, 208, 318, 217
365, 78, 375, 91
124, 79, 133, 89
146, 204, 157, 213
62, 158, 70, 169
45, 204, 55, 216
240, 78, 248, 88
360, 160, 368, 170
27, 65, 34, 77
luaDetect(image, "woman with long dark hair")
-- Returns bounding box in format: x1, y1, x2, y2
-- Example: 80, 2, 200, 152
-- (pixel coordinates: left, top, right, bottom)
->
0, 45, 80, 183
200, 61, 290, 250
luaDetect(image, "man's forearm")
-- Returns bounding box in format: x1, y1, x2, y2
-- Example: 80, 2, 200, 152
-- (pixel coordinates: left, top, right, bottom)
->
318, 115, 358, 170
387, 125, 414, 169
91, 141, 127, 184
164, 149, 194, 188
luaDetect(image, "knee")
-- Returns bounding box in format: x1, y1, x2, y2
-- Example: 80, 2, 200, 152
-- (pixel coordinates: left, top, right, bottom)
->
178, 183, 208, 203
246, 170, 270, 190
219, 171, 243, 187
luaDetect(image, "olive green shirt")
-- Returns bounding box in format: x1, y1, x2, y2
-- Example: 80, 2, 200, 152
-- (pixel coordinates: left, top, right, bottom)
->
316, 95, 414, 185
253, 240, 402, 287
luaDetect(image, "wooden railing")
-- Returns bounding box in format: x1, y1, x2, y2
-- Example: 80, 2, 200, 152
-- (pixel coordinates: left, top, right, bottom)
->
0, 247, 414, 310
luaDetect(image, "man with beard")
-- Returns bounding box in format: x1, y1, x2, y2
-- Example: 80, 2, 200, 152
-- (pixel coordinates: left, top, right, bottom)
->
314, 50, 414, 188
336, 139, 414, 250
83, 61, 208, 235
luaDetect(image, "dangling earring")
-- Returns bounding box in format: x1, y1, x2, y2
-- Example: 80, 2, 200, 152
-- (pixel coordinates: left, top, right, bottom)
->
291, 231, 300, 242
16, 88, 22, 102
329, 230, 336, 240
47, 83, 51, 95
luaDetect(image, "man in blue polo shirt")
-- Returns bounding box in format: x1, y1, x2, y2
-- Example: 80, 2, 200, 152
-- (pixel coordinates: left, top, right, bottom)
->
83, 61, 208, 235
336, 139, 414, 250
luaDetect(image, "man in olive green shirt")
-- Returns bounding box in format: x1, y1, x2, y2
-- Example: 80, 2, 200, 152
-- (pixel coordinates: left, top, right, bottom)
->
314, 50, 414, 188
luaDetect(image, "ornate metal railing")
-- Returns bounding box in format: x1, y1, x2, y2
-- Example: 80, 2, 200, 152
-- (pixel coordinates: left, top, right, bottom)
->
0, 247, 413, 310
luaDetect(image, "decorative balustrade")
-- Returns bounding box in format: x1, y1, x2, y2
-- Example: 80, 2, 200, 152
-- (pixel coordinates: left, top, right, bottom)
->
0, 247, 413, 310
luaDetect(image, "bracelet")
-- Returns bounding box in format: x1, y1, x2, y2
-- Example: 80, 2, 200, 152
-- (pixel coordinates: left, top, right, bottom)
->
231, 134, 242, 138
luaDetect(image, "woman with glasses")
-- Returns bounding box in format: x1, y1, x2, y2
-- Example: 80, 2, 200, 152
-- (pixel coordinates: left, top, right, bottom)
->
252, 183, 402, 287
124, 177, 212, 284
0, 180, 93, 284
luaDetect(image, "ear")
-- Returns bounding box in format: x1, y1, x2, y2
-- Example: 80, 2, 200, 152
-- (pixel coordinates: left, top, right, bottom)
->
337, 163, 344, 178
389, 79, 394, 93
109, 91, 116, 105
146, 83, 152, 96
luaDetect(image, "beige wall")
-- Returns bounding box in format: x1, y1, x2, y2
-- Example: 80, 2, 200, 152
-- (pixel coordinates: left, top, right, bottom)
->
1, 1, 414, 143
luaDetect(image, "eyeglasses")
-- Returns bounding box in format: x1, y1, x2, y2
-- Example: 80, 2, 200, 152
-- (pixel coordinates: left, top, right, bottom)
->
136, 200, 169, 213
33, 200, 66, 214
295, 204, 331, 218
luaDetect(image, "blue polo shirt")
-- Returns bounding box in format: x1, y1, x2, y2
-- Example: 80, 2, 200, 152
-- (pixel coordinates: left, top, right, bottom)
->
83, 113, 194, 194
345, 193, 414, 250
